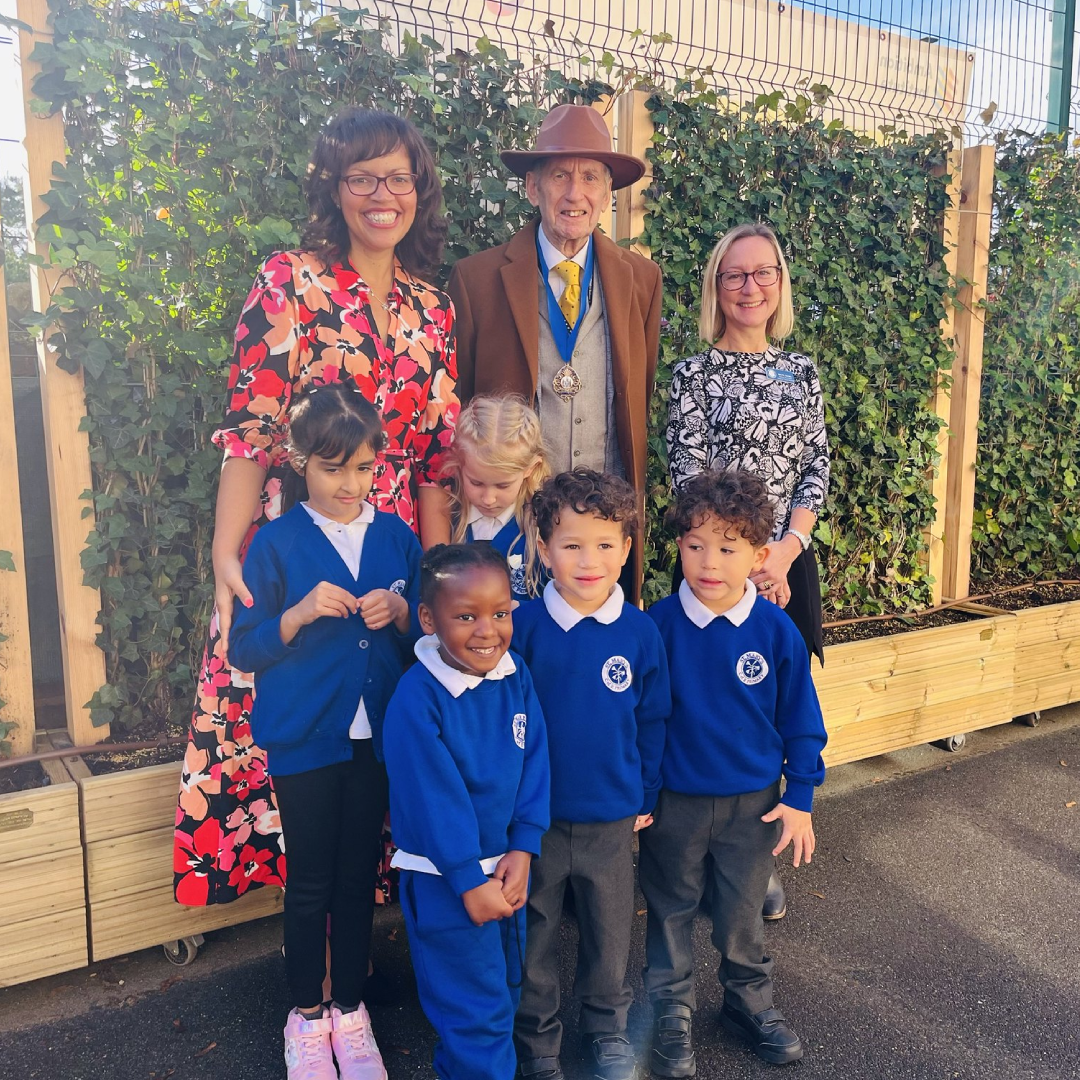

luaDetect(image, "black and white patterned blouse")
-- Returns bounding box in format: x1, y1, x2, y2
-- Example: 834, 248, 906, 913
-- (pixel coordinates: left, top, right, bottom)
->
666, 345, 830, 539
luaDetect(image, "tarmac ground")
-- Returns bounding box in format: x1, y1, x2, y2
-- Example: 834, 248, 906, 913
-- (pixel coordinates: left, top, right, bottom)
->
1, 704, 1078, 1080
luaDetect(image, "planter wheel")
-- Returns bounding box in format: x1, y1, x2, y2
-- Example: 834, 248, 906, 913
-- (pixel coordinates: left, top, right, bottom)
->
1015, 711, 1041, 728
934, 733, 967, 753
162, 934, 205, 967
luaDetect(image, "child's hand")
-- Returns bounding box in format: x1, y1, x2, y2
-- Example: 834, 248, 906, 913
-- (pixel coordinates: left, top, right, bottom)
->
359, 588, 409, 632
493, 850, 532, 910
761, 803, 815, 867
280, 582, 358, 645
633, 814, 654, 832
462, 879, 514, 925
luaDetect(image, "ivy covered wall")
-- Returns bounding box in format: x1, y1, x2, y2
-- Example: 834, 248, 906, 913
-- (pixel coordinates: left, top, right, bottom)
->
17, 0, 1072, 735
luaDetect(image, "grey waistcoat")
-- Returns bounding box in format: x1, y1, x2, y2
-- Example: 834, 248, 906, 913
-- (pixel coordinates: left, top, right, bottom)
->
536, 274, 624, 478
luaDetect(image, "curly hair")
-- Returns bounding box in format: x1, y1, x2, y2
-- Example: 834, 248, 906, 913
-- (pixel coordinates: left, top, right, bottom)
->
420, 543, 511, 608
442, 394, 551, 597
300, 107, 447, 278
530, 468, 639, 543
667, 469, 776, 548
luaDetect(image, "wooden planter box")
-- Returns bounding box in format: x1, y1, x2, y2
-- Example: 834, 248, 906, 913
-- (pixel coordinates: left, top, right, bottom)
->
815, 611, 1019, 767
1011, 599, 1080, 716
78, 760, 282, 963
0, 741, 88, 987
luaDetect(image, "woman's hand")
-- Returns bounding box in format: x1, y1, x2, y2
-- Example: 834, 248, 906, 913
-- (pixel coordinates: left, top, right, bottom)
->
750, 535, 800, 608
214, 556, 253, 658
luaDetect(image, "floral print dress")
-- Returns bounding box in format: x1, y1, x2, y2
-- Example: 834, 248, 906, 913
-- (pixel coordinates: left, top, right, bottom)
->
173, 250, 458, 906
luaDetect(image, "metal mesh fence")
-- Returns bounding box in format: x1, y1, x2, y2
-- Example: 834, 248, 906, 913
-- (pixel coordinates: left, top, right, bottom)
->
326, 0, 1080, 138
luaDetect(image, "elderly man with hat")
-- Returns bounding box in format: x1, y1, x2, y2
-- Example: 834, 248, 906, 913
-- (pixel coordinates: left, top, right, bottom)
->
448, 103, 662, 602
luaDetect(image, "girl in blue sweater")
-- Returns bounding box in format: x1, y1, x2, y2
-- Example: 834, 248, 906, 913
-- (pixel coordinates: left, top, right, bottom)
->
443, 394, 551, 600
229, 384, 422, 1080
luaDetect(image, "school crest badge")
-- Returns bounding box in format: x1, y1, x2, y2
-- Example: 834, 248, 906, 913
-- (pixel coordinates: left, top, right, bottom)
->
602, 655, 633, 692
507, 554, 526, 596
389, 578, 406, 595
736, 651, 768, 685
513, 713, 527, 749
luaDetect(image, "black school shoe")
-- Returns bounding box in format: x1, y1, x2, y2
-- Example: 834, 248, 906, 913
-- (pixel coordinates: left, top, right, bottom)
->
651, 1003, 696, 1078
581, 1033, 638, 1080
518, 1056, 565, 1080
720, 1003, 804, 1064
762, 872, 788, 921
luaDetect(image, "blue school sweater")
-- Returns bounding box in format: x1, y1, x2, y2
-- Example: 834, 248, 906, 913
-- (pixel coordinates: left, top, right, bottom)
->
512, 583, 671, 823
648, 582, 827, 813
229, 504, 422, 775
465, 516, 547, 601
383, 640, 551, 897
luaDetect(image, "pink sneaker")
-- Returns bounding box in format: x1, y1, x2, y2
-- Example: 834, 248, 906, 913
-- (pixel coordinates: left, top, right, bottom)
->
330, 1003, 387, 1080
283, 1008, 338, 1080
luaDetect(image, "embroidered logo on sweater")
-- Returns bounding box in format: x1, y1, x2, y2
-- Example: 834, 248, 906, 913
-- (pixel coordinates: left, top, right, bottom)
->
513, 713, 527, 749
602, 656, 633, 692
389, 578, 406, 595
737, 652, 769, 685
507, 554, 525, 595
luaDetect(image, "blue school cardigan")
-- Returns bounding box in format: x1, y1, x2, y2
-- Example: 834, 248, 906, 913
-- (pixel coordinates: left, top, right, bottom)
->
229, 504, 422, 775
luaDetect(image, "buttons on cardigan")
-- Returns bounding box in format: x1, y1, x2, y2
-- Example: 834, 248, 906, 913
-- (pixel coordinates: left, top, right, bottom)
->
574, 449, 581, 457
359, 639, 369, 649
575, 417, 582, 424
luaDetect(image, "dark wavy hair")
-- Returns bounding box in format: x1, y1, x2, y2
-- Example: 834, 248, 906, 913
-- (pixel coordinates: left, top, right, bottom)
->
420, 543, 511, 608
283, 383, 387, 509
667, 469, 776, 548
530, 468, 639, 543
300, 108, 447, 277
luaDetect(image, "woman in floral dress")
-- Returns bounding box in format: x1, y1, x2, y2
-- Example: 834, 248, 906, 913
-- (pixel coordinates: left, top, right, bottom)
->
173, 108, 457, 907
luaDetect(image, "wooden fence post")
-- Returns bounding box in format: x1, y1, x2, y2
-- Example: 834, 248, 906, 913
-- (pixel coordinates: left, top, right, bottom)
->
16, 0, 108, 745
615, 90, 654, 255
925, 143, 963, 606
941, 143, 995, 600
0, 227, 36, 756
591, 97, 616, 239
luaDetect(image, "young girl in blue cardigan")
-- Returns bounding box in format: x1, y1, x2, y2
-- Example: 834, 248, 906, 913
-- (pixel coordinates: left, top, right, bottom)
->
443, 394, 550, 601
229, 384, 422, 1080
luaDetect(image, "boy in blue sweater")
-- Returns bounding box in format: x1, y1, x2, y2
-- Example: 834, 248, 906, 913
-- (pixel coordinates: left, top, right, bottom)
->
512, 469, 671, 1080
642, 469, 827, 1075
382, 543, 551, 1080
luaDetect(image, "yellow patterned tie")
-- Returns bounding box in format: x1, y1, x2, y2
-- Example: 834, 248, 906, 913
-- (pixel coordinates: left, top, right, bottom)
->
552, 259, 582, 328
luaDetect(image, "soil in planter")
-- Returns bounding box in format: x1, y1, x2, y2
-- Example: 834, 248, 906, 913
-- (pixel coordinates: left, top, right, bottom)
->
967, 577, 1080, 611
823, 607, 985, 647
0, 761, 50, 796
83, 717, 187, 777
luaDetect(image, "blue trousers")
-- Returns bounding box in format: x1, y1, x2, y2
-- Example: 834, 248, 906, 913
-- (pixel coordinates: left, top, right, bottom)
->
401, 870, 525, 1080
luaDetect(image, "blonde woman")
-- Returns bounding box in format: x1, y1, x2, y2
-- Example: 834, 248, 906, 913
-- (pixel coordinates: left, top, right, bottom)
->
666, 223, 830, 922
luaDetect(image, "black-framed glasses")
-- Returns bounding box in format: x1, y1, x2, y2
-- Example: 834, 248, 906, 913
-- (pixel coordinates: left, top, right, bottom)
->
340, 173, 418, 197
717, 266, 781, 290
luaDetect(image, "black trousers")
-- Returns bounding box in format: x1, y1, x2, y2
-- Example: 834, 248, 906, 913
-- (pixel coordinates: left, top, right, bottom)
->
273, 739, 388, 1010
671, 543, 823, 664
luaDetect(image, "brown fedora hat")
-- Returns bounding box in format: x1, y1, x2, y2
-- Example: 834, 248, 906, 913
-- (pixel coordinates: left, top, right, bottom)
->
500, 104, 646, 190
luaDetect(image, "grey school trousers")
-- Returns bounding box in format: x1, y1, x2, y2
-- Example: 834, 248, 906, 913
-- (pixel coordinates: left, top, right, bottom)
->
639, 784, 781, 1016
514, 816, 637, 1059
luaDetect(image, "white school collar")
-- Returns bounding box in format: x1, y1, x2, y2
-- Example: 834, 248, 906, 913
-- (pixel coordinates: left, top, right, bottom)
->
302, 501, 375, 530
537, 225, 591, 273
542, 580, 624, 632
466, 503, 517, 530
414, 635, 517, 698
678, 578, 757, 628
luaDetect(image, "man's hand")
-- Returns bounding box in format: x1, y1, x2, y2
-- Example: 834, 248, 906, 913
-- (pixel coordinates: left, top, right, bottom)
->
493, 851, 532, 910
761, 802, 815, 867
462, 878, 515, 925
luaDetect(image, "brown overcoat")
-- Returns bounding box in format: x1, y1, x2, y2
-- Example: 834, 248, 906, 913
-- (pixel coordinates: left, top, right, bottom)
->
447, 221, 663, 598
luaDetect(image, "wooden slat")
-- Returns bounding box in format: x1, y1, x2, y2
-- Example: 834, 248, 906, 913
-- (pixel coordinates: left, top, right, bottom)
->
0, 847, 85, 923
615, 90, 654, 256
0, 907, 87, 987
925, 142, 962, 606
1010, 601, 1080, 713
79, 760, 183, 844
592, 97, 615, 239
0, 782, 80, 862
90, 882, 282, 963
87, 824, 187, 901
0, 238, 35, 755
941, 143, 994, 600
16, 0, 108, 746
